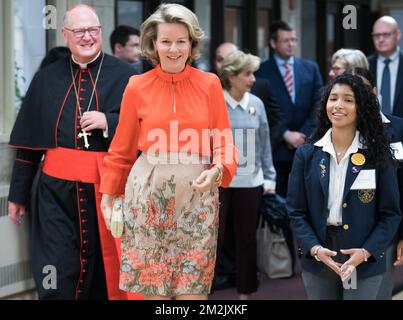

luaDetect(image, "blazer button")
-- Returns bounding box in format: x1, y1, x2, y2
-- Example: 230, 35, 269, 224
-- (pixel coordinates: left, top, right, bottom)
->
343, 224, 349, 230
342, 203, 347, 208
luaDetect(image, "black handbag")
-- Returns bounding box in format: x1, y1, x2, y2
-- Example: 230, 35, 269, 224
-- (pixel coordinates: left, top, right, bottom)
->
259, 193, 289, 228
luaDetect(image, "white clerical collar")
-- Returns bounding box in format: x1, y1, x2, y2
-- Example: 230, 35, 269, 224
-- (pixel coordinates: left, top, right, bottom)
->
380, 111, 391, 124
71, 51, 101, 69
224, 90, 250, 110
314, 128, 365, 160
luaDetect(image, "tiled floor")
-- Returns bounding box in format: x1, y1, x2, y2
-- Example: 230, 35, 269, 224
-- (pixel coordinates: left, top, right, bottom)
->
209, 269, 403, 300
5, 268, 403, 300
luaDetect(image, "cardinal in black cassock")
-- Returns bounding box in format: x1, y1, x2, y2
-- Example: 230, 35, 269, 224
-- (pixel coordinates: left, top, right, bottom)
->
8, 49, 140, 299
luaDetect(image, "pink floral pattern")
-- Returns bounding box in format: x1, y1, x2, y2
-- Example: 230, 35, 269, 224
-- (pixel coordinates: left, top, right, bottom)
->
120, 154, 219, 296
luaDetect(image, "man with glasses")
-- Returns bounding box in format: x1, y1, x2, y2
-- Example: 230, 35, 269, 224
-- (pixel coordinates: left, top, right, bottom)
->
369, 16, 403, 117
7, 4, 137, 300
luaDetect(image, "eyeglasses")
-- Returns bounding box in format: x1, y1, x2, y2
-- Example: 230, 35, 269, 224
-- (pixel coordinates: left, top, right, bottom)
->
371, 32, 395, 40
64, 26, 102, 38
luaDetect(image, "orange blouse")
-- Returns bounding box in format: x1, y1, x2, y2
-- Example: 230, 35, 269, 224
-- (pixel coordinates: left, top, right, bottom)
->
100, 64, 238, 195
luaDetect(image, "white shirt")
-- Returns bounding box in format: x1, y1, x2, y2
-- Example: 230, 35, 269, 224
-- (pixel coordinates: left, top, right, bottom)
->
380, 111, 391, 124
377, 47, 400, 111
314, 129, 364, 226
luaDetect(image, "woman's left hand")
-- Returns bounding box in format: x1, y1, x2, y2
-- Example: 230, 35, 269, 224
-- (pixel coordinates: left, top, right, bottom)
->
192, 167, 219, 192
263, 188, 275, 194
339, 248, 369, 281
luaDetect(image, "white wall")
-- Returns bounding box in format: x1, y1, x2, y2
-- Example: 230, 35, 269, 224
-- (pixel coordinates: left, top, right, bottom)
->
14, 0, 46, 97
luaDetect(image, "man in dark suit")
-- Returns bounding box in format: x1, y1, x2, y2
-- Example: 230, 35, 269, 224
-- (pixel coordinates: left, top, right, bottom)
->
215, 42, 286, 149
255, 21, 323, 270
368, 16, 403, 117
255, 21, 323, 198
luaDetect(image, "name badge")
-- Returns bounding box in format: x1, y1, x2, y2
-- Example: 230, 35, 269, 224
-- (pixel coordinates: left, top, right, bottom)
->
351, 169, 376, 190
390, 142, 403, 160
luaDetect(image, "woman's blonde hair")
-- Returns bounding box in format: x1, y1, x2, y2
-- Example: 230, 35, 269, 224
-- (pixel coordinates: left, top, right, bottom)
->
331, 48, 369, 70
140, 3, 204, 65
219, 50, 261, 90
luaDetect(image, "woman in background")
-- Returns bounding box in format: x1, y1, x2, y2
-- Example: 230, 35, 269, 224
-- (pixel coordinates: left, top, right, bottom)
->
218, 50, 276, 300
328, 48, 368, 79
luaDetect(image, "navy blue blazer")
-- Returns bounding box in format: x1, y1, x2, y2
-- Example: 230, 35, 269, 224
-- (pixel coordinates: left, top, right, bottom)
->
287, 144, 402, 278
255, 57, 323, 162
251, 77, 286, 150
368, 51, 403, 117
385, 114, 403, 240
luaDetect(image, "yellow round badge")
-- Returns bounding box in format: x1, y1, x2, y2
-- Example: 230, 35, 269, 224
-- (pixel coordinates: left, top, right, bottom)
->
351, 153, 366, 166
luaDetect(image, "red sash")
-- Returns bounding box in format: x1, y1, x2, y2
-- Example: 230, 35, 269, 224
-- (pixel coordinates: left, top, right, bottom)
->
42, 147, 142, 300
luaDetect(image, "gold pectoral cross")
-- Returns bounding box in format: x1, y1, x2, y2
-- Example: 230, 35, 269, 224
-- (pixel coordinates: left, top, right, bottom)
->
78, 130, 92, 149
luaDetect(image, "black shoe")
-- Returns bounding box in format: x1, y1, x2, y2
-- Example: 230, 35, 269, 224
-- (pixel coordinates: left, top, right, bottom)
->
213, 275, 236, 290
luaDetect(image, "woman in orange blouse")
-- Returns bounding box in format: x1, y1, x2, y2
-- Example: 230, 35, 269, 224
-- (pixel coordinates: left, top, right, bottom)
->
99, 4, 237, 300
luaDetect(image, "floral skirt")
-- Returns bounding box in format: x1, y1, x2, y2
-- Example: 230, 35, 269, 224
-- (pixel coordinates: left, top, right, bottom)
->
120, 152, 219, 296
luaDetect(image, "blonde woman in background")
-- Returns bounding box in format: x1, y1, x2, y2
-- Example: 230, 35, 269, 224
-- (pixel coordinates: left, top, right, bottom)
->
329, 48, 369, 79
217, 50, 277, 300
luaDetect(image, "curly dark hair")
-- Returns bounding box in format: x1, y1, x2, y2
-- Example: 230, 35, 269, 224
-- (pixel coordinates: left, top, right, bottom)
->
309, 73, 391, 164
345, 67, 376, 89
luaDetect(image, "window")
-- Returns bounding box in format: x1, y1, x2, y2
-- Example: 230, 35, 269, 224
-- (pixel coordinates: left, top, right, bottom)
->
257, 0, 273, 60
301, 0, 317, 61
194, 0, 211, 71
225, 0, 244, 48
116, 0, 143, 29
14, 0, 46, 109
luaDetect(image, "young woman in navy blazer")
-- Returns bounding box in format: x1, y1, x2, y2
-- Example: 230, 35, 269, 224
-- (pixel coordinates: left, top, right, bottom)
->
287, 74, 402, 299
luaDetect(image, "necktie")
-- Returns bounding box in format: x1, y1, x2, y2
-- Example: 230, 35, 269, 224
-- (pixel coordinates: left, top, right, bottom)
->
283, 62, 293, 97
381, 58, 391, 114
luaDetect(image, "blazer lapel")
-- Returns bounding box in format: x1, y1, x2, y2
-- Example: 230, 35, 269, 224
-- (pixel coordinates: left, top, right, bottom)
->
317, 151, 330, 205
369, 55, 377, 80
293, 59, 300, 103
342, 152, 364, 201
384, 121, 397, 142
393, 52, 403, 112
271, 58, 294, 105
